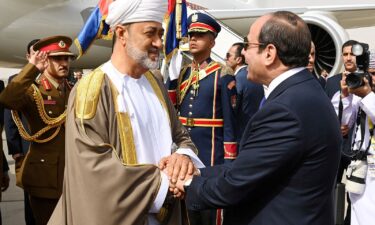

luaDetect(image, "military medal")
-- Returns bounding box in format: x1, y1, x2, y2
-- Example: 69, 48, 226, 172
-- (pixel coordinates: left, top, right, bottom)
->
192, 70, 199, 96
193, 83, 199, 96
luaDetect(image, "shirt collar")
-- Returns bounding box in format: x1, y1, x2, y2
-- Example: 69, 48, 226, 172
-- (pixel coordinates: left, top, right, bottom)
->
102, 61, 125, 94
264, 67, 305, 99
42, 74, 62, 89
234, 65, 247, 75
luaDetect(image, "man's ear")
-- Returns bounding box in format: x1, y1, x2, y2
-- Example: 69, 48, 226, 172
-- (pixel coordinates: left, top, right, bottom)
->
211, 39, 215, 49
208, 33, 215, 49
264, 44, 277, 66
235, 55, 242, 65
115, 25, 129, 45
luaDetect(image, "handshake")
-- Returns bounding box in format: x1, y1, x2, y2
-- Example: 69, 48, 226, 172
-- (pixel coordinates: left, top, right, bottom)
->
158, 153, 199, 199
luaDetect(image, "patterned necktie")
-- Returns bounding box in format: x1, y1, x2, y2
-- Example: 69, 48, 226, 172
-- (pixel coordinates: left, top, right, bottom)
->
259, 96, 266, 109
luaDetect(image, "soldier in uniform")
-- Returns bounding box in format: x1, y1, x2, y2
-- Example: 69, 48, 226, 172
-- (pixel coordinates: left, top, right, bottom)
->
168, 12, 237, 225
0, 35, 75, 225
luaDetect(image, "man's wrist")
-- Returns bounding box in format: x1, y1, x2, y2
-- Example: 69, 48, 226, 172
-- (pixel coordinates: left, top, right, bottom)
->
183, 178, 193, 192
184, 178, 193, 186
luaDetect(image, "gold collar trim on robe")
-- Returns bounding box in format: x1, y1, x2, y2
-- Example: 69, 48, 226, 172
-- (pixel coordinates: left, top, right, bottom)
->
75, 68, 170, 165
108, 81, 138, 165
109, 71, 170, 165
75, 69, 105, 122
75, 68, 136, 165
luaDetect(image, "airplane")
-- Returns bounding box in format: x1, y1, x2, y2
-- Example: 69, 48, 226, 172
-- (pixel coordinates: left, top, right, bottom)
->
1, 0, 375, 78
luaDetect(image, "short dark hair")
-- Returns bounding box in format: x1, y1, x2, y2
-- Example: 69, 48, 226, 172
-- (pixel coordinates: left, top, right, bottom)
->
258, 11, 311, 68
342, 40, 358, 52
27, 39, 40, 54
232, 42, 246, 65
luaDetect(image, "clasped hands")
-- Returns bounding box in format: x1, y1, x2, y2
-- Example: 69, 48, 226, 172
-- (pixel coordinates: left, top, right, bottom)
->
159, 153, 197, 199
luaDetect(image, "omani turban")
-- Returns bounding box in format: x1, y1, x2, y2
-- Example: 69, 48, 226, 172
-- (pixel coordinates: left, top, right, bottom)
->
106, 0, 168, 28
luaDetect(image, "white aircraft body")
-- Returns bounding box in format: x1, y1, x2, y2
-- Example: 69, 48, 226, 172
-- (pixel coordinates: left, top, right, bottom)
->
1, 0, 375, 77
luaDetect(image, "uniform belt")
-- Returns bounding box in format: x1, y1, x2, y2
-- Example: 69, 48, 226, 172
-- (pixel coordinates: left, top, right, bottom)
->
179, 116, 223, 127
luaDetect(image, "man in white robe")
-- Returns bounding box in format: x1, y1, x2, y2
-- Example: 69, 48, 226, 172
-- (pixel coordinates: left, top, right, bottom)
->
48, 0, 203, 224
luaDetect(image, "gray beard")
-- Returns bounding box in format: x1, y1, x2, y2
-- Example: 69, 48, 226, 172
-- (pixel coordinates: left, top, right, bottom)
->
126, 42, 159, 70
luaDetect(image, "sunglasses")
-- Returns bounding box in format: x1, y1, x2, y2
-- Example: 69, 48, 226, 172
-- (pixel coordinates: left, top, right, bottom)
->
242, 42, 266, 51
242, 37, 266, 50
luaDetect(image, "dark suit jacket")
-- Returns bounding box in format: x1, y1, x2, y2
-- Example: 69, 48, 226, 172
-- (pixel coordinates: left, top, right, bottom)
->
235, 67, 264, 142
0, 80, 9, 173
4, 74, 30, 155
317, 75, 326, 89
185, 69, 342, 225
325, 73, 342, 99
0, 80, 10, 201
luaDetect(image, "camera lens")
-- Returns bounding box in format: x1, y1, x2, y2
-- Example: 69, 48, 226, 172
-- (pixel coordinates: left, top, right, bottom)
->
346, 72, 364, 89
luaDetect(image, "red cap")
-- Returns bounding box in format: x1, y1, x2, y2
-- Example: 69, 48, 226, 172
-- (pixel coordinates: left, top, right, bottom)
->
33, 35, 76, 58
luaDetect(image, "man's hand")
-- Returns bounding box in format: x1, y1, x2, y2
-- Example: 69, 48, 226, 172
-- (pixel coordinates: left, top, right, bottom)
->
168, 173, 193, 199
29, 49, 49, 72
341, 125, 349, 137
1, 172, 10, 192
340, 71, 350, 98
159, 153, 195, 184
348, 77, 372, 98
175, 174, 193, 194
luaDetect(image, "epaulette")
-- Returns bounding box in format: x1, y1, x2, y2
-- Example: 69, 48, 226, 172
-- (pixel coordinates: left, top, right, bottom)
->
217, 63, 234, 77
75, 68, 105, 120
41, 77, 52, 91
204, 62, 221, 75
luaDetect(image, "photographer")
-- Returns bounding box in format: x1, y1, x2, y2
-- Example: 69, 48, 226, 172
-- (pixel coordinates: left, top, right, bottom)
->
334, 49, 375, 225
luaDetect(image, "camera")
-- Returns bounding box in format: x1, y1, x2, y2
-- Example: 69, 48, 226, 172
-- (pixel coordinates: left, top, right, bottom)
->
345, 43, 373, 89
346, 159, 367, 194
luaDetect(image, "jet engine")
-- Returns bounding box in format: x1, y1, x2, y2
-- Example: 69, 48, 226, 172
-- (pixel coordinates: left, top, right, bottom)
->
301, 12, 349, 77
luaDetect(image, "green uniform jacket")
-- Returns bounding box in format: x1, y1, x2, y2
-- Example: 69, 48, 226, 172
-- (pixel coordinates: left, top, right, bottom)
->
0, 63, 69, 199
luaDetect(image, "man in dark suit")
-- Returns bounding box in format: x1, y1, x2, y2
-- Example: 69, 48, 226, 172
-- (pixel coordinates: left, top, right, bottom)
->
325, 39, 359, 225
0, 80, 10, 225
225, 43, 264, 142
175, 11, 342, 225
167, 12, 238, 225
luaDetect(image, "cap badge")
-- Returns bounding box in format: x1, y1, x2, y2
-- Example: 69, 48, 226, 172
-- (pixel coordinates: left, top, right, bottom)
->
58, 40, 66, 48
192, 14, 198, 22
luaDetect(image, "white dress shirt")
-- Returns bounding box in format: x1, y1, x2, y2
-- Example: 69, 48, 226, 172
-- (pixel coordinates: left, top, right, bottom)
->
263, 67, 305, 99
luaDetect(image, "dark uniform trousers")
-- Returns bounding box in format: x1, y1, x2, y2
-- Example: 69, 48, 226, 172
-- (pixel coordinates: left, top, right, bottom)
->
168, 58, 238, 225
0, 64, 70, 225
